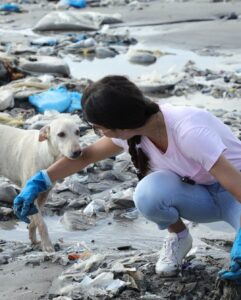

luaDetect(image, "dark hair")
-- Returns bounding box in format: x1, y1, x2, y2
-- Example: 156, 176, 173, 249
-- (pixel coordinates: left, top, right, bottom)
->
82, 75, 160, 179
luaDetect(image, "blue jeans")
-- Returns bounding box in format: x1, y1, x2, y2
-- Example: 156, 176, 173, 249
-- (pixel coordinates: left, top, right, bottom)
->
133, 170, 241, 231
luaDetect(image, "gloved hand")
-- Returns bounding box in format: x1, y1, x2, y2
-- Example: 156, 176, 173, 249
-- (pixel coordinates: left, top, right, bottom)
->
13, 170, 52, 224
219, 228, 241, 284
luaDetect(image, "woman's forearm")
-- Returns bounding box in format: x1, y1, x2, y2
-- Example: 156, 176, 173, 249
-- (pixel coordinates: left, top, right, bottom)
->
46, 137, 122, 182
47, 153, 90, 182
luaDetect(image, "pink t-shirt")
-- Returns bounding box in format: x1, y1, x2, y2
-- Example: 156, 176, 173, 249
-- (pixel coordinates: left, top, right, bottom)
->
112, 104, 241, 185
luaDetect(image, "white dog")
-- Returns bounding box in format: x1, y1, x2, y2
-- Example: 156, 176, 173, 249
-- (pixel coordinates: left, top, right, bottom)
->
0, 118, 82, 251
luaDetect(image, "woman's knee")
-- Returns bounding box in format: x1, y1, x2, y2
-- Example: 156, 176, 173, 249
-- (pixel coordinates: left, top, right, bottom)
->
133, 170, 180, 216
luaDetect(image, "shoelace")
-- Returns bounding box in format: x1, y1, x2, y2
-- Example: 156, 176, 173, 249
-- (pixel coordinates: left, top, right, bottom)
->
161, 236, 179, 262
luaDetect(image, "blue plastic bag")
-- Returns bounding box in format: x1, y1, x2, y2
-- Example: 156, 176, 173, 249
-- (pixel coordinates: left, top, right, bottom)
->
29, 86, 82, 113
68, 0, 86, 8
67, 92, 82, 113
0, 3, 20, 12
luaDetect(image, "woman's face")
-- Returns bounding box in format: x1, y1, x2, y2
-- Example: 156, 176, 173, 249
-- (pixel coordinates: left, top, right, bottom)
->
90, 124, 135, 140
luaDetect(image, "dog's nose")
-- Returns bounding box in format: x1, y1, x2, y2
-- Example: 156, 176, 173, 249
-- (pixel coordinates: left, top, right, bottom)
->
71, 150, 82, 159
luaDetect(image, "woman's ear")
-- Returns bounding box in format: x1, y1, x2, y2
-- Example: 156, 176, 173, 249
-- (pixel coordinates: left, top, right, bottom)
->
38, 125, 50, 142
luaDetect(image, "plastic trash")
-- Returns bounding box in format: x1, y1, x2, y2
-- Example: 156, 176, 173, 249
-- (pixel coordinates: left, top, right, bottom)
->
120, 207, 139, 220
0, 90, 14, 111
58, 0, 86, 8
83, 199, 105, 217
66, 91, 82, 113
0, 3, 20, 12
29, 86, 82, 113
68, 251, 90, 261
79, 272, 127, 296
31, 37, 58, 47
68, 0, 86, 8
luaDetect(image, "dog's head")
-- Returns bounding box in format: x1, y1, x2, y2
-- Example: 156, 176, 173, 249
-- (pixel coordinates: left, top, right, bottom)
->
38, 118, 82, 160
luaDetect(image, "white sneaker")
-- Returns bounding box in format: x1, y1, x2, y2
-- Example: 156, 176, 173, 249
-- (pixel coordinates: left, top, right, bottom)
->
155, 231, 193, 276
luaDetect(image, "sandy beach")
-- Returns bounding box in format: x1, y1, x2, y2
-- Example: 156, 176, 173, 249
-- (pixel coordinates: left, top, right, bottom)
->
1, 0, 241, 299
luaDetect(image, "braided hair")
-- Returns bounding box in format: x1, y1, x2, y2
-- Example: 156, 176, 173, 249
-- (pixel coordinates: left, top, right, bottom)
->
81, 75, 160, 179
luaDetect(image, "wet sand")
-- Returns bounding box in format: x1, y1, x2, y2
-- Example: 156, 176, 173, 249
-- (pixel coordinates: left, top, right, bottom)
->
1, 0, 241, 299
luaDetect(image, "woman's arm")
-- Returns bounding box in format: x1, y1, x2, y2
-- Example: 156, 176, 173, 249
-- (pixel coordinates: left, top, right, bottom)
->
209, 154, 241, 204
47, 137, 123, 182
211, 154, 241, 282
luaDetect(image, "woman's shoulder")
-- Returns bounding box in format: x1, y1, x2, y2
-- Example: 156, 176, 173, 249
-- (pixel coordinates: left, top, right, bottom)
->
160, 103, 211, 128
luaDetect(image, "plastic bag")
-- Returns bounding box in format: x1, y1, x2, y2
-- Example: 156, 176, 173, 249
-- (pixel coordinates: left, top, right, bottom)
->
66, 91, 82, 113
0, 3, 20, 12
68, 0, 86, 8
58, 0, 86, 8
31, 37, 58, 47
29, 86, 82, 113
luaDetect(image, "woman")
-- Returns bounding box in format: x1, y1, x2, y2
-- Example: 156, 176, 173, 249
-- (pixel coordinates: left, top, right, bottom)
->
14, 75, 241, 281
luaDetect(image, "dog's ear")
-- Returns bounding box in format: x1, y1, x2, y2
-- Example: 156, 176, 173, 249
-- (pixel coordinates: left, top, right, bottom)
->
39, 125, 50, 142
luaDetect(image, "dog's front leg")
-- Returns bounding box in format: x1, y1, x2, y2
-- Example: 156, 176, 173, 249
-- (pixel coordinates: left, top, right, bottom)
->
29, 192, 54, 252
31, 212, 54, 252
28, 219, 39, 245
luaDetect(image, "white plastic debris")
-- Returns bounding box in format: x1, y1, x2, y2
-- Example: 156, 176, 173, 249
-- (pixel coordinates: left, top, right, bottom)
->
135, 71, 185, 93
73, 254, 105, 272
19, 56, 70, 76
83, 199, 105, 217
127, 49, 157, 65
34, 11, 122, 32
79, 272, 127, 296
0, 90, 14, 111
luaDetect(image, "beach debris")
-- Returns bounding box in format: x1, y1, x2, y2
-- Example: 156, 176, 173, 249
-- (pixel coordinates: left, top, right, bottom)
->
120, 207, 139, 220
0, 114, 24, 127
0, 76, 52, 102
0, 89, 14, 111
57, 0, 86, 9
53, 297, 72, 300
19, 56, 70, 77
83, 199, 106, 217
0, 179, 18, 204
88, 180, 119, 193
65, 241, 91, 261
127, 49, 157, 65
127, 48, 168, 65
77, 272, 127, 296
50, 254, 128, 298
60, 210, 96, 231
24, 110, 83, 128
95, 46, 118, 58
135, 71, 185, 94
29, 86, 82, 113
106, 188, 135, 211
45, 194, 68, 211
64, 37, 97, 53
31, 37, 59, 47
57, 176, 91, 195
10, 44, 38, 56
0, 207, 14, 221
33, 11, 122, 32
0, 53, 27, 84
71, 253, 104, 272
0, 3, 21, 13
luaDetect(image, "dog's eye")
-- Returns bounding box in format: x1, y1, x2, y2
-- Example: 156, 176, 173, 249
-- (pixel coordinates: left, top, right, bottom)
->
75, 130, 80, 136
58, 132, 66, 138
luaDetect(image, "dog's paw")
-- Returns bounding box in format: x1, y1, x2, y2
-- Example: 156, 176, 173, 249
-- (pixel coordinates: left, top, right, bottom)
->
31, 241, 42, 251
30, 239, 41, 245
41, 241, 55, 252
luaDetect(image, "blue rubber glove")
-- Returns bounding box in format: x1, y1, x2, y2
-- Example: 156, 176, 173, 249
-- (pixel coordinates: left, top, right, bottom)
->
219, 228, 241, 284
13, 170, 52, 224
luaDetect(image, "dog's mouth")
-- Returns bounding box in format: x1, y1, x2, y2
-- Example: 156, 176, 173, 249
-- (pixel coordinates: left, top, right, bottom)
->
69, 150, 82, 160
